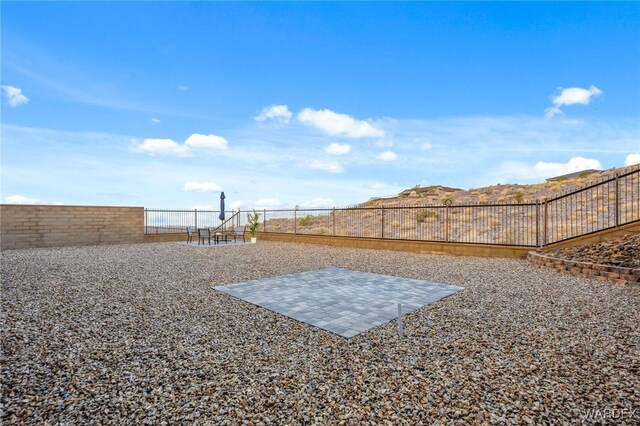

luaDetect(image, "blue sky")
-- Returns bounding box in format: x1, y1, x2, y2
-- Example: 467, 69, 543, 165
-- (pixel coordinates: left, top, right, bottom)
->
2, 2, 639, 209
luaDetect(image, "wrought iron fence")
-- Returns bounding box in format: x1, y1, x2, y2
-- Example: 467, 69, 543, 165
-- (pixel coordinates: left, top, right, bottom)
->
144, 166, 639, 247
253, 203, 539, 246
144, 209, 238, 234
543, 166, 640, 244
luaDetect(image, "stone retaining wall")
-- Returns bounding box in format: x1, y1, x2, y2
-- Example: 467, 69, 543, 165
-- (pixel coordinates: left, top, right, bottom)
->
528, 251, 640, 287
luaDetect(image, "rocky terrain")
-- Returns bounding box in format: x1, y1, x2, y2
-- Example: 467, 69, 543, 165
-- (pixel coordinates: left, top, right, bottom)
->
2, 242, 639, 424
545, 233, 640, 269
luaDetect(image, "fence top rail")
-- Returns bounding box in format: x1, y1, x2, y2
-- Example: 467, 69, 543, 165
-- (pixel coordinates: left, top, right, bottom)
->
238, 203, 539, 213
543, 174, 622, 203
146, 208, 230, 213
544, 166, 639, 203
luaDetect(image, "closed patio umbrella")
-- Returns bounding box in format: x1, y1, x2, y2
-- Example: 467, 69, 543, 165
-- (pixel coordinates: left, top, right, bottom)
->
219, 192, 226, 221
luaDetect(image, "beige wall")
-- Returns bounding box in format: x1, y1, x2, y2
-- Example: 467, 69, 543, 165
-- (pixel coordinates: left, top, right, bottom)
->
0, 204, 144, 250
542, 221, 640, 251
257, 232, 532, 259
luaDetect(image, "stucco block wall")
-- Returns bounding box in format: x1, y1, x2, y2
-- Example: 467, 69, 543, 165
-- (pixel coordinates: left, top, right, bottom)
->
542, 222, 640, 250
1, 204, 144, 250
257, 232, 532, 258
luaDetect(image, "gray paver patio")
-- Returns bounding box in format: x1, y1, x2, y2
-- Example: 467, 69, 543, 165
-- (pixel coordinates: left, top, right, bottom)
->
214, 267, 463, 338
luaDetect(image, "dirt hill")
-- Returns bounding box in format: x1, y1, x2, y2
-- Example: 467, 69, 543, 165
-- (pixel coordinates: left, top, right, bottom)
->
360, 164, 637, 208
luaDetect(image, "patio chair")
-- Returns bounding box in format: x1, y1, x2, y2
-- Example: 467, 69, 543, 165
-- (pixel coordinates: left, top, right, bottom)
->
198, 228, 212, 245
186, 227, 195, 244
229, 226, 247, 243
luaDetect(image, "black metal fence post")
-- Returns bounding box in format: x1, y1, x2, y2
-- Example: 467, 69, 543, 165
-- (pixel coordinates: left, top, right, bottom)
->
535, 201, 540, 247
615, 173, 620, 227
543, 200, 548, 246
332, 207, 336, 236
445, 205, 449, 243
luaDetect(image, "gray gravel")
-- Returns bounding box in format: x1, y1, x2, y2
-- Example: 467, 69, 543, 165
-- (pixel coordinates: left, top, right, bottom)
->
2, 242, 639, 424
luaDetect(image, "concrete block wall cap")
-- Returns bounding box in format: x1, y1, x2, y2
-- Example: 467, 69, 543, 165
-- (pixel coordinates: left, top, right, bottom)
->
0, 203, 144, 209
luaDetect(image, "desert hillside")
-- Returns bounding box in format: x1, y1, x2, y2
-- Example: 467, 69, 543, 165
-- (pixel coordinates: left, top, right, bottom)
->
360, 164, 639, 208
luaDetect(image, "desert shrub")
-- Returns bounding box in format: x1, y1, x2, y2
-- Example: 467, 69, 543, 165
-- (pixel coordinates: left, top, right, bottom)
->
417, 209, 439, 222
512, 190, 525, 203
309, 227, 331, 235
299, 214, 313, 226
403, 185, 424, 198
578, 171, 594, 178
547, 182, 562, 191
441, 195, 453, 205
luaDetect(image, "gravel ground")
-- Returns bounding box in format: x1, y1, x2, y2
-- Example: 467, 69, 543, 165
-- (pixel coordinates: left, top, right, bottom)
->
2, 242, 639, 425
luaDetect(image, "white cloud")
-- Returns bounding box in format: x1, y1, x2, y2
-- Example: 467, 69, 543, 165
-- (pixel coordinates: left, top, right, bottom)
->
420, 142, 432, 151
254, 198, 282, 208
534, 157, 602, 176
183, 181, 223, 192
305, 160, 344, 173
545, 85, 603, 118
4, 194, 40, 204
151, 117, 160, 124
324, 143, 351, 155
500, 156, 603, 181
369, 182, 389, 190
184, 133, 228, 150
131, 133, 228, 157
300, 198, 336, 208
3, 194, 63, 205
625, 153, 640, 166
132, 138, 191, 157
2, 85, 30, 107
178, 84, 189, 91
297, 108, 384, 138
191, 204, 215, 210
376, 150, 397, 161
255, 105, 293, 123
230, 200, 245, 209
